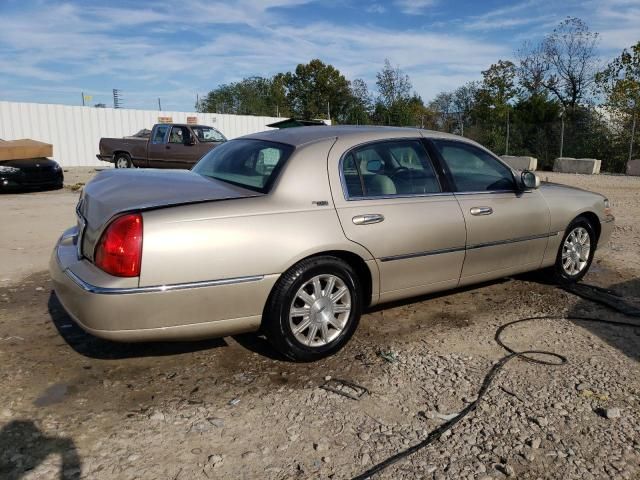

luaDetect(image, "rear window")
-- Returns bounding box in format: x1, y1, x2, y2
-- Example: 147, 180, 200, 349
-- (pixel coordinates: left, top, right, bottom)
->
192, 139, 294, 193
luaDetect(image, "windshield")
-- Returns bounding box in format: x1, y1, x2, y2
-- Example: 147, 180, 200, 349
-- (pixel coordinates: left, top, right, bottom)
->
192, 126, 226, 143
192, 139, 294, 193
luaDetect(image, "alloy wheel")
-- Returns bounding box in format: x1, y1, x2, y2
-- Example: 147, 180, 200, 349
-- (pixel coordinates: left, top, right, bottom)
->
288, 274, 351, 347
561, 226, 591, 276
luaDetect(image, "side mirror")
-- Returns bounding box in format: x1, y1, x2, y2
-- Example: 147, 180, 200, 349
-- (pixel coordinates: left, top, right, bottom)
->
521, 170, 540, 190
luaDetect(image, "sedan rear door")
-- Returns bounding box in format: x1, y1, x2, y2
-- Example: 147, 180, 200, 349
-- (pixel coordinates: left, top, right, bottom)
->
328, 137, 467, 303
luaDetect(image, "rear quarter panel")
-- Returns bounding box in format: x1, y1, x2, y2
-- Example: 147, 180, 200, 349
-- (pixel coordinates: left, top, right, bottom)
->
139, 137, 376, 289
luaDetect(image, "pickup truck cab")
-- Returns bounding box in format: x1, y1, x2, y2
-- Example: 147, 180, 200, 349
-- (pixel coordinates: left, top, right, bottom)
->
97, 123, 227, 169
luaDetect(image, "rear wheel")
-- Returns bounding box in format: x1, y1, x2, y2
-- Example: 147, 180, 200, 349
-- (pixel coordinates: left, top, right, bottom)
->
552, 217, 596, 284
263, 256, 362, 361
114, 153, 133, 169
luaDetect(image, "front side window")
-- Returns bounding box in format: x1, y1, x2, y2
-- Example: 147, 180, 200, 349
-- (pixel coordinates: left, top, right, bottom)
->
169, 126, 192, 144
193, 139, 294, 193
432, 140, 514, 192
342, 140, 441, 198
152, 125, 169, 144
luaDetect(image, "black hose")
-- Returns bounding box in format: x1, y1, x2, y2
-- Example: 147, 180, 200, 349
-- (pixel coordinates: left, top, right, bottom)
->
352, 284, 640, 480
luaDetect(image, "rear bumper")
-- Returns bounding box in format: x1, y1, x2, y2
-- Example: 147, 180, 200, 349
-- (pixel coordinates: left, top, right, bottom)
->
96, 154, 113, 163
50, 228, 277, 342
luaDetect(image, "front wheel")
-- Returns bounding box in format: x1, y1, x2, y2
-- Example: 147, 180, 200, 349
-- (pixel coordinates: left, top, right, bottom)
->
263, 256, 362, 362
552, 217, 596, 284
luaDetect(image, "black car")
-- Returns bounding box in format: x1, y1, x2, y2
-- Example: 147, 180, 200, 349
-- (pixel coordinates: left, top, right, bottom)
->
0, 157, 64, 191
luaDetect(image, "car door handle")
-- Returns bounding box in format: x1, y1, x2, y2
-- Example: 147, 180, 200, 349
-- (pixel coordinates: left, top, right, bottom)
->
470, 206, 493, 216
165, 145, 171, 149
352, 214, 385, 225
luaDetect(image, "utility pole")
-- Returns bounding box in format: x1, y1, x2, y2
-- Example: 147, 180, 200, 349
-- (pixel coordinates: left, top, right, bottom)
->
327, 102, 330, 122
158, 98, 162, 111
560, 111, 565, 158
505, 109, 510, 155
112, 89, 122, 109
81, 92, 85, 106
629, 104, 637, 162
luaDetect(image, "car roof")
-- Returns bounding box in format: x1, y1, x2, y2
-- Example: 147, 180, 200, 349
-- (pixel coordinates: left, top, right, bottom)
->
242, 125, 467, 147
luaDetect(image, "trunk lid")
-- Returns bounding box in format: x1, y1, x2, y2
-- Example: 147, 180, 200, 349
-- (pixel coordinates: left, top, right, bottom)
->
77, 169, 262, 260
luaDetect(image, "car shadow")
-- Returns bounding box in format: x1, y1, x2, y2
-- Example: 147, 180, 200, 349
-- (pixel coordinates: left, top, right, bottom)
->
566, 277, 640, 363
231, 332, 290, 361
0, 420, 81, 480
365, 277, 512, 314
48, 292, 228, 360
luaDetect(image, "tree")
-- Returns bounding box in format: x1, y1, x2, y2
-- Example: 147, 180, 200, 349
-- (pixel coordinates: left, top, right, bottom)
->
348, 78, 373, 124
596, 41, 640, 166
199, 76, 287, 116
518, 17, 599, 110
285, 59, 352, 121
429, 92, 455, 132
373, 59, 423, 126
376, 59, 412, 109
452, 81, 480, 134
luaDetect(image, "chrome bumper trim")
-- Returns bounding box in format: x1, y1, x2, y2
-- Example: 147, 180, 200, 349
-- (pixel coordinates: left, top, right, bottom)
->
62, 266, 264, 296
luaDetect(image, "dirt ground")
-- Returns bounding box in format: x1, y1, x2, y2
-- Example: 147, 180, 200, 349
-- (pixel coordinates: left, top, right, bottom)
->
0, 170, 639, 480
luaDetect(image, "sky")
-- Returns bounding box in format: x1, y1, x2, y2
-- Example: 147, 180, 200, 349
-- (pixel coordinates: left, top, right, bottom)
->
0, 0, 638, 112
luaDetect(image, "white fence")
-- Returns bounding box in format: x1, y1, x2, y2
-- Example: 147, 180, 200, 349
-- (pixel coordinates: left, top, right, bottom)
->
0, 101, 284, 167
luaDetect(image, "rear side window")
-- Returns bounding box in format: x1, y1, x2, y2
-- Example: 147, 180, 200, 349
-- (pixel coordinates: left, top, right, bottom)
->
152, 125, 169, 144
432, 140, 514, 192
342, 140, 441, 198
193, 139, 294, 193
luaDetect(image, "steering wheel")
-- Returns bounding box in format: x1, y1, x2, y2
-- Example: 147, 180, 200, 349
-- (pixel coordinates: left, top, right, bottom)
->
389, 167, 409, 178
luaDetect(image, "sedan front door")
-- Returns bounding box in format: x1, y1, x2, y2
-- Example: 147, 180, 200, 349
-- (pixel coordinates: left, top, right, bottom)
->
329, 137, 467, 304
429, 139, 551, 286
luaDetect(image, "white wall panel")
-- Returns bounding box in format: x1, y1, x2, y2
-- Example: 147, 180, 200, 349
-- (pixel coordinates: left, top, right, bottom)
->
0, 101, 284, 167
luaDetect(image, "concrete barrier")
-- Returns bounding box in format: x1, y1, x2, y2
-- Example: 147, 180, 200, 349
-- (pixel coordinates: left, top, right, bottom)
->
500, 155, 537, 171
553, 157, 601, 174
626, 159, 640, 176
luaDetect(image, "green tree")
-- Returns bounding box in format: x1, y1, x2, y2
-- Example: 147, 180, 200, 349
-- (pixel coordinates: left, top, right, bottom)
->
347, 78, 373, 124
285, 59, 352, 122
596, 41, 640, 166
472, 60, 519, 152
199, 76, 288, 116
374, 59, 426, 126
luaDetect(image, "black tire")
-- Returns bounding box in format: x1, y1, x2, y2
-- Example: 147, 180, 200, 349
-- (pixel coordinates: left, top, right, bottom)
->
552, 216, 597, 284
263, 256, 362, 362
114, 153, 132, 169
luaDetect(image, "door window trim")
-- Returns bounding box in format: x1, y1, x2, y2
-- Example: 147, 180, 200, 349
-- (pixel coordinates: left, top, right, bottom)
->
338, 138, 452, 201
426, 138, 518, 194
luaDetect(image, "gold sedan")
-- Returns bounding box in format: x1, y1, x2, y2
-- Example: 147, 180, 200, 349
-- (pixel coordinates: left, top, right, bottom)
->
50, 126, 614, 361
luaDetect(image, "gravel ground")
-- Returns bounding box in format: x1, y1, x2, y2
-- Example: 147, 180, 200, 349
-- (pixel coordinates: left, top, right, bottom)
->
0, 170, 639, 479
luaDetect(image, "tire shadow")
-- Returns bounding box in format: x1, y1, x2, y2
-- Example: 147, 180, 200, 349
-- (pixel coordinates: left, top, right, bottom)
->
0, 420, 80, 480
48, 292, 228, 360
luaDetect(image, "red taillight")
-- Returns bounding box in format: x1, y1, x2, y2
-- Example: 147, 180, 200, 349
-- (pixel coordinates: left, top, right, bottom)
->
95, 213, 143, 277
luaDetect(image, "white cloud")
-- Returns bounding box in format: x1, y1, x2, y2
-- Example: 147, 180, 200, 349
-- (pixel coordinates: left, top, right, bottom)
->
1, 0, 637, 110
394, 0, 437, 15
366, 4, 387, 14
